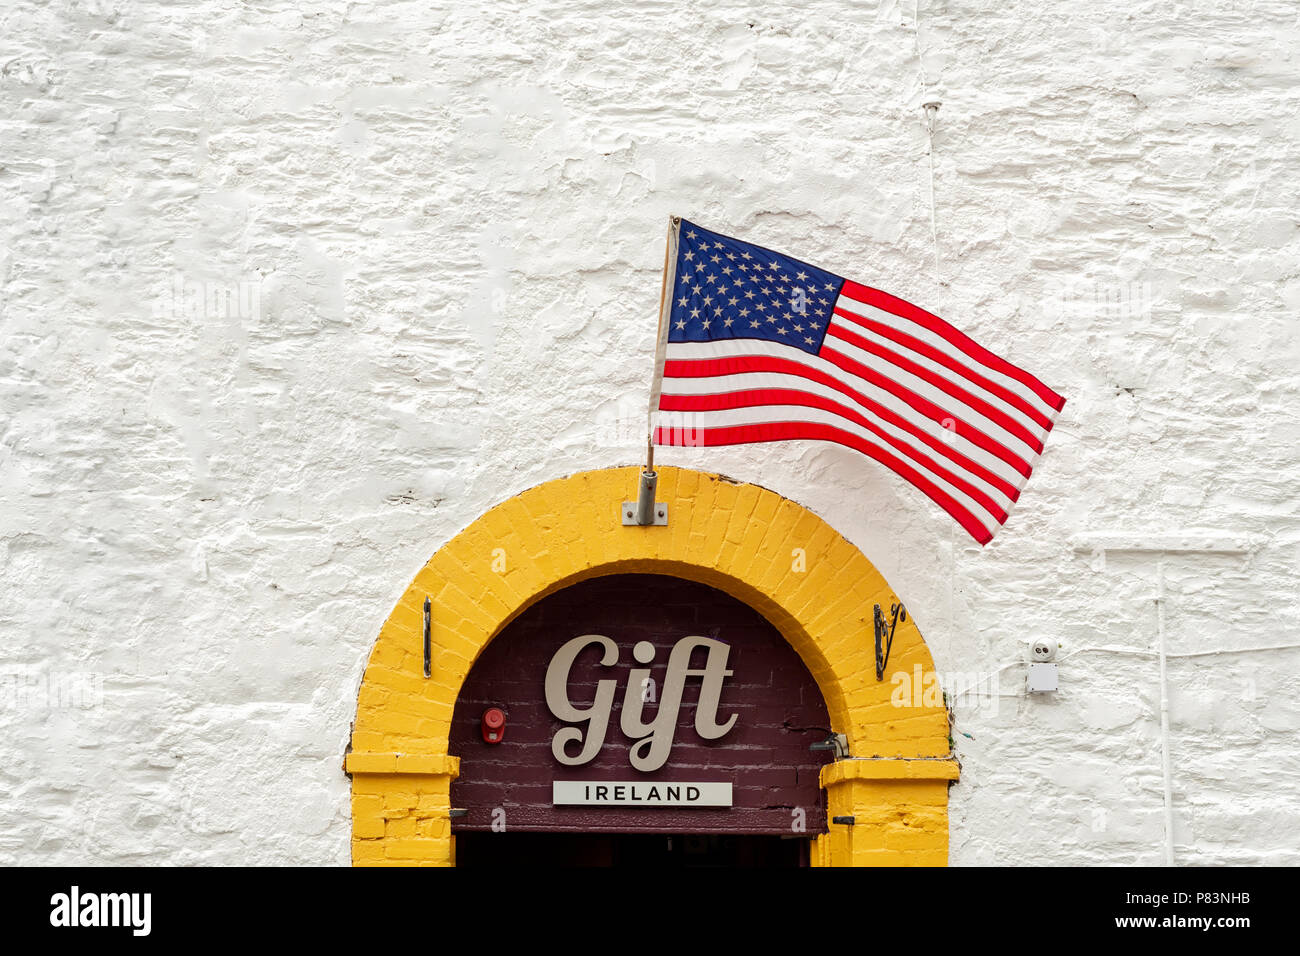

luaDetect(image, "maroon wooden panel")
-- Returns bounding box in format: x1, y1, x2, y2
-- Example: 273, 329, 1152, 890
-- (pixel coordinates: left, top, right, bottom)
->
449, 574, 833, 834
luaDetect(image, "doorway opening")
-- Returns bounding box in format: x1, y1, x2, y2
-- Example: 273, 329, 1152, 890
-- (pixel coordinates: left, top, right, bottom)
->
454, 832, 811, 868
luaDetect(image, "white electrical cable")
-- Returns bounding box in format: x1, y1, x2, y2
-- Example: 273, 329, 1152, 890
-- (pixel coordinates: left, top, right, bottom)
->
1156, 559, 1175, 867
924, 108, 941, 288
1059, 642, 1300, 661
912, 0, 953, 668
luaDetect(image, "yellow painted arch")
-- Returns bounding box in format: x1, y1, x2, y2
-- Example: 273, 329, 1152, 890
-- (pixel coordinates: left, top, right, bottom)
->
345, 466, 958, 866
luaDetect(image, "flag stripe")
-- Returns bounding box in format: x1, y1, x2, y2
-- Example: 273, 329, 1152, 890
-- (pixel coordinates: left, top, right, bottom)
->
826, 322, 1047, 454
661, 364, 1023, 499
655, 417, 996, 545
660, 389, 1012, 519
665, 341, 1035, 479
835, 292, 1062, 423
840, 280, 1066, 412
817, 345, 1036, 476
831, 304, 1055, 430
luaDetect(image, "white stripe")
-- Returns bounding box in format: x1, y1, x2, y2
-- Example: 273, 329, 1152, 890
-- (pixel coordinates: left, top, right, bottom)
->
834, 292, 1061, 422
827, 314, 1052, 444
656, 403, 1002, 535
823, 324, 1042, 460
661, 368, 1021, 501
664, 337, 1036, 480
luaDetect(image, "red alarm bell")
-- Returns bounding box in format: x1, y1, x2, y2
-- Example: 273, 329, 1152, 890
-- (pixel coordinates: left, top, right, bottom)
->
481, 707, 506, 744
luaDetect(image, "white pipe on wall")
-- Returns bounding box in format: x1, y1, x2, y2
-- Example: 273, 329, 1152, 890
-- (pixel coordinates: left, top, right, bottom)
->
1156, 557, 1175, 867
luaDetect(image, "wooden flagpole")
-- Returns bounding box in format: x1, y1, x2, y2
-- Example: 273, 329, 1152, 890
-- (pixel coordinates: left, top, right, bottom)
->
645, 214, 681, 472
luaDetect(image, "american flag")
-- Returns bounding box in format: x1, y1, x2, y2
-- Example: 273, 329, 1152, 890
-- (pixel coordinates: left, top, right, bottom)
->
651, 218, 1066, 546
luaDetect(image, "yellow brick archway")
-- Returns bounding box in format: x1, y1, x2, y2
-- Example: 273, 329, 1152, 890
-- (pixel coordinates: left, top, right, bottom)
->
345, 466, 958, 866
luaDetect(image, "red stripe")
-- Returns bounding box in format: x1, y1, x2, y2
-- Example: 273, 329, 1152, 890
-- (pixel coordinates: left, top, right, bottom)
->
813, 348, 1033, 478
827, 324, 1045, 455
662, 353, 1030, 482
832, 306, 1054, 430
654, 420, 995, 546
660, 388, 1009, 521
840, 280, 1066, 413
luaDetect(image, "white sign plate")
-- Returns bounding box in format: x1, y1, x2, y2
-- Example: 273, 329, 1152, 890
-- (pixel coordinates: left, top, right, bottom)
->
552, 781, 732, 807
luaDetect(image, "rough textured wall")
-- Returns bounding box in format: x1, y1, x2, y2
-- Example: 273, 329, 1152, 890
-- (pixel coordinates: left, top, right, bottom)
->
1, 0, 1296, 865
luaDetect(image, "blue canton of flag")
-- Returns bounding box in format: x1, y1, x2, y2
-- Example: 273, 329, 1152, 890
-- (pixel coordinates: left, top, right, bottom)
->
668, 221, 845, 356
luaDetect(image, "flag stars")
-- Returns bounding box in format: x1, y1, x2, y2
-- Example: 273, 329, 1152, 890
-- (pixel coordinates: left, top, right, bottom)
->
668, 225, 840, 357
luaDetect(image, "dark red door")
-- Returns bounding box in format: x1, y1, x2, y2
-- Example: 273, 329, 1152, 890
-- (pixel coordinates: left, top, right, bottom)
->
449, 574, 833, 855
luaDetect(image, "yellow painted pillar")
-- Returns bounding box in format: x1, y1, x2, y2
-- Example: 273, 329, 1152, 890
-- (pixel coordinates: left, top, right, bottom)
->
346, 753, 460, 867
820, 758, 960, 866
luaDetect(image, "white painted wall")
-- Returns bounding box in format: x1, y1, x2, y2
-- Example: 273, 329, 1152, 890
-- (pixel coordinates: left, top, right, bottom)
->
2, 0, 1296, 865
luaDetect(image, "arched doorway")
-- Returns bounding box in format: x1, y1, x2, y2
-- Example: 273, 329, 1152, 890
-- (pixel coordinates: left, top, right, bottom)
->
449, 573, 834, 867
345, 466, 958, 866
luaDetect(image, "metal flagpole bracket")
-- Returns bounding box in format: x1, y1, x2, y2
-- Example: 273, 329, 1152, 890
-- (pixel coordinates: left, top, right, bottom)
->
874, 601, 907, 680
623, 464, 667, 526
621, 490, 667, 525
623, 424, 668, 526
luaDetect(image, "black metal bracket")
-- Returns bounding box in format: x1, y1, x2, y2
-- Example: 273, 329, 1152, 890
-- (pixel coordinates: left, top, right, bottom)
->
874, 601, 907, 680
832, 816, 856, 826
423, 597, 431, 678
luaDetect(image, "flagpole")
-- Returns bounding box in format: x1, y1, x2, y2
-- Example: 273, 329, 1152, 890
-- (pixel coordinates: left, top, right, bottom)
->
631, 214, 680, 526
646, 214, 681, 466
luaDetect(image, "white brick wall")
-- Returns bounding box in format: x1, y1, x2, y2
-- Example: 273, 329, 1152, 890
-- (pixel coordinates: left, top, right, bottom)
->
2, 0, 1296, 864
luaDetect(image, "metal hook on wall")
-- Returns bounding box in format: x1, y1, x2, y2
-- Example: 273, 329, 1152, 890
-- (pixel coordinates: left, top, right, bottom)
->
874, 601, 907, 680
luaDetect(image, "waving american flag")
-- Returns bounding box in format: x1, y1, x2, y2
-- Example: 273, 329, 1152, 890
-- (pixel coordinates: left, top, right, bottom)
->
650, 218, 1066, 546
